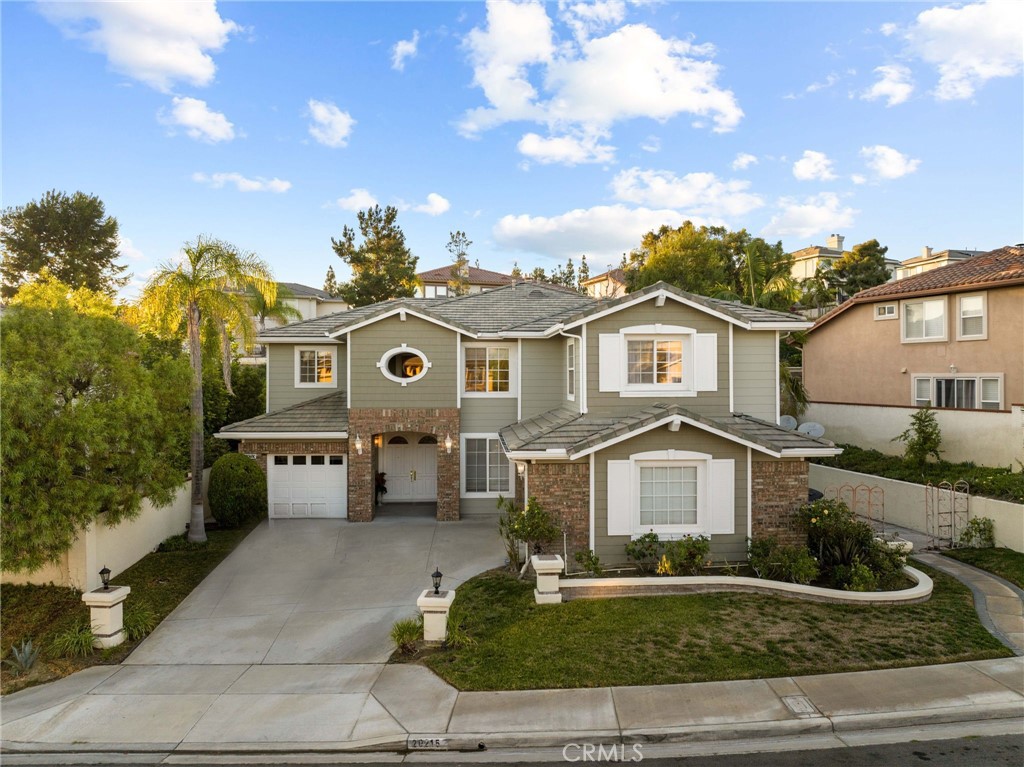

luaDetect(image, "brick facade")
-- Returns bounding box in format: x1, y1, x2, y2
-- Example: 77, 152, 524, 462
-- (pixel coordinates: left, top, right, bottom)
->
527, 461, 590, 560
347, 408, 461, 522
239, 440, 349, 474
751, 459, 808, 546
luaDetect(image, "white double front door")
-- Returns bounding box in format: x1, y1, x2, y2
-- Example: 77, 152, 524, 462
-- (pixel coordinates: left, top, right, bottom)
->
381, 438, 437, 502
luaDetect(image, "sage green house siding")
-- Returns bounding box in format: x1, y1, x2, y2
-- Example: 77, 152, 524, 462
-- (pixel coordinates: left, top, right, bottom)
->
732, 329, 777, 422
591, 423, 749, 564
585, 299, 732, 417
521, 338, 570, 419
349, 315, 457, 409
266, 342, 344, 412
461, 397, 517, 432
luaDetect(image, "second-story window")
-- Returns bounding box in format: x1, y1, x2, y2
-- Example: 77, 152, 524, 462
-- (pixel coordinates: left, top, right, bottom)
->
627, 338, 683, 386
958, 294, 986, 339
465, 346, 509, 393
902, 298, 945, 342
567, 339, 576, 400
296, 347, 334, 387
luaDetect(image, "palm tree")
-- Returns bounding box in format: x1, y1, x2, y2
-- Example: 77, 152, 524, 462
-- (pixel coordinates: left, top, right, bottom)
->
247, 283, 302, 335
736, 240, 799, 311
140, 236, 275, 542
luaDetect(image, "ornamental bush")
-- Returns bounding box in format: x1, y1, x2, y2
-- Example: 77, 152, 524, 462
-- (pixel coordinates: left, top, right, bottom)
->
748, 537, 820, 585
208, 453, 266, 528
658, 535, 711, 576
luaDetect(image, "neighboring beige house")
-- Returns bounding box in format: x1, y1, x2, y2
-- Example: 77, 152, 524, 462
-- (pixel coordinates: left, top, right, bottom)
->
790, 233, 901, 283
414, 265, 515, 298
269, 282, 349, 328
894, 247, 985, 280
582, 268, 628, 299
218, 280, 838, 564
803, 246, 1024, 466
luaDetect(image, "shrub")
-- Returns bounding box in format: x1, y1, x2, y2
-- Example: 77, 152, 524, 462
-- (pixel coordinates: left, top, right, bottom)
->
892, 407, 943, 467
4, 639, 40, 676
445, 605, 476, 650
862, 540, 907, 591
390, 616, 421, 655
124, 601, 157, 641
842, 562, 877, 592
748, 537, 819, 585
574, 548, 603, 576
659, 535, 711, 576
496, 495, 524, 571
158, 532, 207, 552
959, 517, 996, 549
508, 496, 560, 556
208, 453, 266, 528
625, 532, 660, 573
797, 499, 873, 572
50, 621, 95, 658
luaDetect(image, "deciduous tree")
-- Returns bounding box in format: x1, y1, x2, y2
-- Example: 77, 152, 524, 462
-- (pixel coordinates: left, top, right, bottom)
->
332, 206, 418, 306
829, 239, 890, 297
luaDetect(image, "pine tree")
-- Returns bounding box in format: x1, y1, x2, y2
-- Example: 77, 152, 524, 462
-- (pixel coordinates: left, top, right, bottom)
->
829, 239, 890, 298
445, 230, 472, 296
323, 265, 339, 297
510, 261, 522, 279
577, 254, 590, 293
331, 205, 418, 307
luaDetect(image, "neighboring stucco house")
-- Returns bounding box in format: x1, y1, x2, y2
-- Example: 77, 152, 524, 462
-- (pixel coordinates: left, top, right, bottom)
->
218, 280, 839, 563
894, 247, 984, 281
414, 265, 515, 298
272, 283, 349, 326
790, 233, 901, 283
803, 245, 1024, 467
582, 268, 628, 299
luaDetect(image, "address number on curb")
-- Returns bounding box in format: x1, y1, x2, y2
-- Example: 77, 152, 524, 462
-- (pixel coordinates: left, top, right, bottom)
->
409, 737, 449, 750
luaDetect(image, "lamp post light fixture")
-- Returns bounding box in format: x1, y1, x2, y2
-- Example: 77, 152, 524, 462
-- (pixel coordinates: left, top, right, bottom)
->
99, 566, 111, 591
444, 433, 453, 454
431, 566, 443, 595
354, 434, 363, 456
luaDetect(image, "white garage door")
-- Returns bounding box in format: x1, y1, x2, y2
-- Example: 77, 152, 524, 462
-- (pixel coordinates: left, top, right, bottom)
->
268, 454, 347, 518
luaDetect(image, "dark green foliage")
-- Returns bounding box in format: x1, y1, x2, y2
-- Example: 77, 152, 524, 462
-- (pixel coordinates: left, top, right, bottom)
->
959, 517, 996, 549
1, 190, 128, 298
323, 265, 339, 297
445, 605, 476, 649
829, 239, 890, 296
202, 363, 264, 467
1, 303, 191, 572
390, 616, 421, 655
496, 495, 524, 571
893, 407, 943, 466
748, 538, 820, 584
506, 496, 560, 556
625, 532, 661, 573
445, 230, 472, 296
123, 601, 157, 641
627, 222, 741, 296
574, 548, 603, 576
208, 453, 267, 528
50, 622, 95, 658
332, 205, 418, 306
658, 535, 711, 576
157, 532, 208, 552
814, 445, 1023, 503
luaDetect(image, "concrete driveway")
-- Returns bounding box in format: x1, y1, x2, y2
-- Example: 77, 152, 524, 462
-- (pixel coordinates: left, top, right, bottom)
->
123, 508, 506, 666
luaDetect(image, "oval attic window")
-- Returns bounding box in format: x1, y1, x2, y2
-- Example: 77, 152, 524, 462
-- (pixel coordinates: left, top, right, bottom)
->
378, 346, 430, 385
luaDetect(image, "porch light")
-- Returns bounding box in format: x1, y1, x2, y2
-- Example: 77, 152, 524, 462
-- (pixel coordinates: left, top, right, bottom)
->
354, 434, 363, 455
431, 566, 443, 595
444, 433, 453, 454
99, 566, 111, 591
373, 434, 383, 448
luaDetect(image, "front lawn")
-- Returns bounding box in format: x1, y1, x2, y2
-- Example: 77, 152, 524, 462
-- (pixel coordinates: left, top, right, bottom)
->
1, 520, 259, 695
423, 567, 1011, 691
943, 548, 1024, 590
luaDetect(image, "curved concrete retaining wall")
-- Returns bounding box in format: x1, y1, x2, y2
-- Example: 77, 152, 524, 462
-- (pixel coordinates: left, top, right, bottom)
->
558, 566, 932, 606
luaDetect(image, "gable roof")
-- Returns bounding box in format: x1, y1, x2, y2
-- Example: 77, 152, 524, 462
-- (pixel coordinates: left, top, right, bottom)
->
417, 265, 515, 286
216, 391, 348, 438
582, 268, 626, 286
499, 403, 840, 459
812, 245, 1024, 331
279, 282, 345, 301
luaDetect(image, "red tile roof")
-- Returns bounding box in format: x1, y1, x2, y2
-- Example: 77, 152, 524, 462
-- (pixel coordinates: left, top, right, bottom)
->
417, 265, 515, 285
812, 245, 1024, 330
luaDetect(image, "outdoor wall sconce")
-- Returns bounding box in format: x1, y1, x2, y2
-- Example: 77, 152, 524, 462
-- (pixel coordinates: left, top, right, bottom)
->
99, 566, 111, 591
444, 433, 453, 454
373, 434, 383, 448
354, 434, 363, 455
949, 364, 958, 373
432, 566, 443, 595
516, 462, 527, 477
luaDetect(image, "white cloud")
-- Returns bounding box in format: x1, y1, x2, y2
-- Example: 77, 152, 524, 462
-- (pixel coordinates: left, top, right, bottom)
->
159, 97, 235, 142
860, 145, 921, 180
640, 135, 661, 153
851, 174, 867, 185
898, 0, 1024, 100
731, 152, 758, 170
38, 1, 239, 92
611, 167, 763, 218
391, 30, 420, 71
493, 204, 689, 261
805, 72, 839, 93
517, 130, 615, 165
335, 188, 378, 211
118, 236, 145, 262
792, 150, 837, 181
862, 64, 914, 106
307, 99, 356, 148
762, 193, 857, 239
192, 172, 291, 193
459, 0, 743, 157
413, 193, 451, 216
880, 22, 899, 37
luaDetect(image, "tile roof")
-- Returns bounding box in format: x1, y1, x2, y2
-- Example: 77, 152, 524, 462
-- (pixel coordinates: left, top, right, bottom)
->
417, 265, 516, 285
813, 245, 1024, 330
279, 282, 344, 300
500, 403, 839, 458
217, 391, 348, 435
582, 268, 626, 285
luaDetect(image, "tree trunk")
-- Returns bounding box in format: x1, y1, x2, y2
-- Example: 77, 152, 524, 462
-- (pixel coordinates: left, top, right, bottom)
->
187, 301, 208, 543
218, 319, 234, 396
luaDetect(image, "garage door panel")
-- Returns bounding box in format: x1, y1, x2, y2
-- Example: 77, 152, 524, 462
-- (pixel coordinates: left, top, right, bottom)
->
268, 454, 347, 519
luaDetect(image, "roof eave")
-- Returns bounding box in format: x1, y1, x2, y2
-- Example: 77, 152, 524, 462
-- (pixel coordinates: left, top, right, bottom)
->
215, 431, 349, 440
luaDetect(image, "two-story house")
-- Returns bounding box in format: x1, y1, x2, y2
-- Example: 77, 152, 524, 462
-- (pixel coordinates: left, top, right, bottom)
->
413, 265, 515, 298
217, 280, 838, 563
802, 245, 1024, 467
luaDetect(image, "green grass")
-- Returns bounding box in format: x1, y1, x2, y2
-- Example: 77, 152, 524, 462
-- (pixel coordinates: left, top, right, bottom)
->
812, 444, 1023, 503
943, 548, 1024, 589
423, 567, 1011, 691
1, 519, 260, 694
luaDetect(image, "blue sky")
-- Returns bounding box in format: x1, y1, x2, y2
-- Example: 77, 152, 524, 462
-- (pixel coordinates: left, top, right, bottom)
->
4, 1, 1022, 299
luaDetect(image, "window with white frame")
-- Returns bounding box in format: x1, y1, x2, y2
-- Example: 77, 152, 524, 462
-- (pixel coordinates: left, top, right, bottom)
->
902, 298, 946, 342
567, 339, 576, 400
464, 345, 512, 394
912, 375, 1002, 410
875, 304, 897, 320
463, 436, 510, 495
627, 337, 684, 386
598, 325, 716, 397
295, 347, 334, 387
958, 294, 986, 339
639, 464, 698, 527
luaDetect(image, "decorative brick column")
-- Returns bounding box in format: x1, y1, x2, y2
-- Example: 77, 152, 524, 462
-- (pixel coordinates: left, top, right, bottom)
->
526, 461, 589, 560
347, 408, 461, 522
751, 459, 809, 547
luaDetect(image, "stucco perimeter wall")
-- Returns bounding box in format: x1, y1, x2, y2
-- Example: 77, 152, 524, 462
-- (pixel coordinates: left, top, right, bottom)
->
804, 402, 1024, 468
2, 470, 210, 592
809, 464, 1023, 552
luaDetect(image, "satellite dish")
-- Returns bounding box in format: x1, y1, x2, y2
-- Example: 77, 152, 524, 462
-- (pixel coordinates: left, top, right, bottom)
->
798, 422, 826, 438
780, 415, 798, 430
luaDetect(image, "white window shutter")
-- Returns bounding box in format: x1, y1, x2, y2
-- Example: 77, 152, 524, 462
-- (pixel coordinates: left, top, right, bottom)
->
707, 458, 735, 535
599, 334, 623, 392
606, 460, 632, 536
694, 333, 718, 392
